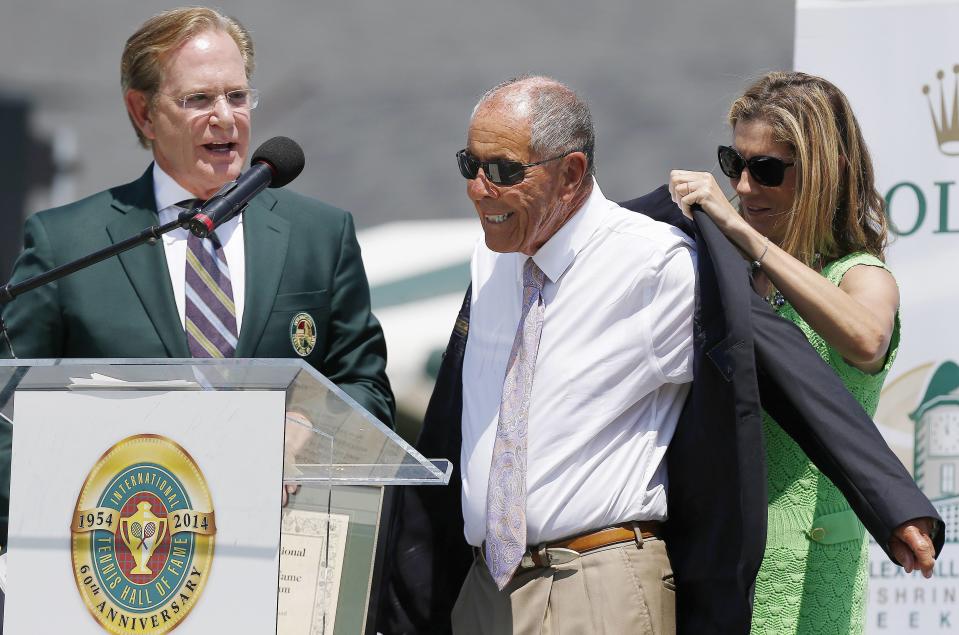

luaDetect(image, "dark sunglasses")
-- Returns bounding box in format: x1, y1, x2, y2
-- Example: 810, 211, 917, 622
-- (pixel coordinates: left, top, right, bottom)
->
717, 145, 795, 187
456, 148, 576, 186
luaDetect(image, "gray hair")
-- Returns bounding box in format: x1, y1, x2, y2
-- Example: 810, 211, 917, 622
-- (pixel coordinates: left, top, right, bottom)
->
473, 75, 596, 175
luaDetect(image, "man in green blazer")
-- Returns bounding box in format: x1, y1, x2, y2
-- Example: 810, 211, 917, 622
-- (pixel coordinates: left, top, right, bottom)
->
0, 7, 394, 542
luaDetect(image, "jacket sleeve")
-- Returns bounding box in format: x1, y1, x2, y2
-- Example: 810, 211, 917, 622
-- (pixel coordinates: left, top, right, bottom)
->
1, 213, 64, 359
321, 212, 395, 426
751, 291, 945, 560
690, 205, 945, 562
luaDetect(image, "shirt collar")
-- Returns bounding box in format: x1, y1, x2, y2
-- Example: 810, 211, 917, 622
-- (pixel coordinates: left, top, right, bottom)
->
152, 162, 197, 213
532, 177, 610, 284
152, 162, 243, 239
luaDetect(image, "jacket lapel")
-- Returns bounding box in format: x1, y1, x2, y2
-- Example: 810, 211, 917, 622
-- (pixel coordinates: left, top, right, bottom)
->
235, 192, 289, 357
107, 167, 190, 357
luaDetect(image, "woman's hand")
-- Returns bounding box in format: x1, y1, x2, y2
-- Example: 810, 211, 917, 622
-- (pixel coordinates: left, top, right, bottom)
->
668, 170, 744, 234
668, 168, 769, 264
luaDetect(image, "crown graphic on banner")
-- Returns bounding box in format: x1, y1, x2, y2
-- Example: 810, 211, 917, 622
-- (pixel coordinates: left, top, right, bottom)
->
922, 65, 959, 156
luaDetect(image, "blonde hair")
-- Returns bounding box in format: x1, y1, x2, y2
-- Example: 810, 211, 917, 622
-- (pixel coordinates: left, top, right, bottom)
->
728, 71, 887, 264
121, 7, 255, 148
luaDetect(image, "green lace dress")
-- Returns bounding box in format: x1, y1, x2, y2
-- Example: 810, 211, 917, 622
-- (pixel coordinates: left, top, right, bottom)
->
750, 252, 900, 635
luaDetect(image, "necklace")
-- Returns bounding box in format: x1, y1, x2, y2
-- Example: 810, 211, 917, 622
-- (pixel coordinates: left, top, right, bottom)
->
760, 252, 822, 310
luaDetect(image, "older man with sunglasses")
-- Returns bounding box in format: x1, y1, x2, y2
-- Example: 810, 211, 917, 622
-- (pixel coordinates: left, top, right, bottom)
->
385, 75, 694, 634
379, 73, 942, 635
446, 75, 694, 633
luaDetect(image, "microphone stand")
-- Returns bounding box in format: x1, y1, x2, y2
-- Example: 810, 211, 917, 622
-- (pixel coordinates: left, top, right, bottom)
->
0, 209, 200, 359
0, 315, 13, 360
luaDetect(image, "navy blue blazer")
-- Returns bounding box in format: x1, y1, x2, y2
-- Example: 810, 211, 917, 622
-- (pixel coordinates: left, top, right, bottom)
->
377, 186, 944, 634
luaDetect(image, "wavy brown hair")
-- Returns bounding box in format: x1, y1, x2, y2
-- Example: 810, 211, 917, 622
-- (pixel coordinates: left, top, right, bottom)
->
728, 71, 887, 264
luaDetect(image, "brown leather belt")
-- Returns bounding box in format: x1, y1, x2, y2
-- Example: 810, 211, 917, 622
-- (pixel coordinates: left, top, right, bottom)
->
523, 521, 662, 568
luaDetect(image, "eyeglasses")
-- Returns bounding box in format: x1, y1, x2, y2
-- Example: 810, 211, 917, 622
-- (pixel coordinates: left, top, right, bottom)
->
165, 88, 259, 114
717, 145, 795, 187
456, 148, 577, 186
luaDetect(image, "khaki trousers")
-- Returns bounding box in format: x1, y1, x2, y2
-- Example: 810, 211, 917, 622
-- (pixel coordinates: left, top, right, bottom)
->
451, 538, 675, 635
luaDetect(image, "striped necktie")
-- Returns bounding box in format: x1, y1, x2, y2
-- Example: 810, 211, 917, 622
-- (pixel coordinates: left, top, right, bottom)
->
178, 200, 239, 358
485, 258, 547, 589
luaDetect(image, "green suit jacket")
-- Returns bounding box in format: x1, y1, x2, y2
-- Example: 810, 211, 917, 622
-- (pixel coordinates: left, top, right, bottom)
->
0, 166, 394, 539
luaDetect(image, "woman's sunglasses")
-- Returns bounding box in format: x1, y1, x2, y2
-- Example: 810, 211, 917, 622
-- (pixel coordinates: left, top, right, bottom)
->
717, 145, 795, 187
456, 148, 576, 186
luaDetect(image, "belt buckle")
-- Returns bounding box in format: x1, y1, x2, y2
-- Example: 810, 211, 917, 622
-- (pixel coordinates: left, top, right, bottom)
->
543, 547, 578, 566
521, 545, 580, 568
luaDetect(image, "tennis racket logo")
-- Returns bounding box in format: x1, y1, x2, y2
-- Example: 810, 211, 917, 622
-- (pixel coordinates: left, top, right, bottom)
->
118, 502, 169, 575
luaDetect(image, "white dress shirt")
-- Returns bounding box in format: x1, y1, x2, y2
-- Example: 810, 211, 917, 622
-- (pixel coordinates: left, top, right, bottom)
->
153, 163, 246, 335
461, 179, 696, 547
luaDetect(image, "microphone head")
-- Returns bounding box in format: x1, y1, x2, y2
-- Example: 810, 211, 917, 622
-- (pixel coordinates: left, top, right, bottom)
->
250, 136, 305, 188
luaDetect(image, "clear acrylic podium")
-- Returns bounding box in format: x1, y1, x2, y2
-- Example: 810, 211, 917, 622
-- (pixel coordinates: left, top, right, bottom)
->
0, 358, 450, 635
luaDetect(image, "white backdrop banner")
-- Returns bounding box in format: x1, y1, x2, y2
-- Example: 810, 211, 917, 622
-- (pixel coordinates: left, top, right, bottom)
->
796, 1, 959, 632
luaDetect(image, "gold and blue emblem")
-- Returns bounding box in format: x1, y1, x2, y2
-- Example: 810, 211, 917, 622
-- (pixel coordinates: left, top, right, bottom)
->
290, 312, 317, 357
71, 434, 216, 634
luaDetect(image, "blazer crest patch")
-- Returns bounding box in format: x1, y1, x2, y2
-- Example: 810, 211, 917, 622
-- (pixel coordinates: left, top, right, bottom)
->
290, 312, 317, 357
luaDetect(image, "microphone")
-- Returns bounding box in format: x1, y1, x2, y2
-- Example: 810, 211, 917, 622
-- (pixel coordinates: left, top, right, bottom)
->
188, 136, 305, 238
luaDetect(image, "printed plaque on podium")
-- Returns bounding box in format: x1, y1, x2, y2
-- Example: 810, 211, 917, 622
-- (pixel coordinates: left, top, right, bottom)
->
0, 358, 450, 635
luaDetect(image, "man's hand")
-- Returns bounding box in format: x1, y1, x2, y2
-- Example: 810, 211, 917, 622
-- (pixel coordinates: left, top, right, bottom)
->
281, 411, 311, 507
889, 517, 937, 578
281, 483, 299, 507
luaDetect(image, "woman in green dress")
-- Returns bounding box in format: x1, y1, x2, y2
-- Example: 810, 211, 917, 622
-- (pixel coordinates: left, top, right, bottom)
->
667, 71, 934, 634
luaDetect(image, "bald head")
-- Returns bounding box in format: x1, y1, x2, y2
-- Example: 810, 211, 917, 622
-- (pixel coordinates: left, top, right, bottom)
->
472, 75, 595, 175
